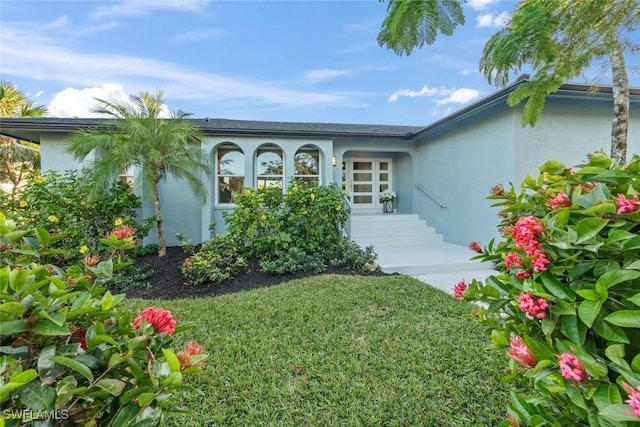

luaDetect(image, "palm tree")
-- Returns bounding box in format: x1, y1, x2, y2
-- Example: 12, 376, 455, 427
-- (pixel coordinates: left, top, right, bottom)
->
0, 81, 47, 195
378, 0, 639, 163
68, 90, 210, 257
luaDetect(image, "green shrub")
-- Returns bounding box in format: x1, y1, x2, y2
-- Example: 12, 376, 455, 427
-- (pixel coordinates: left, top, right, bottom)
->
181, 234, 247, 285
259, 246, 327, 274
104, 264, 154, 292
0, 170, 154, 266
463, 152, 640, 426
223, 180, 349, 259
326, 239, 377, 272
0, 213, 207, 426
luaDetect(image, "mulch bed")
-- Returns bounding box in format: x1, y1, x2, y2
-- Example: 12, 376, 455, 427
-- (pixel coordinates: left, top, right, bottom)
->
117, 246, 389, 300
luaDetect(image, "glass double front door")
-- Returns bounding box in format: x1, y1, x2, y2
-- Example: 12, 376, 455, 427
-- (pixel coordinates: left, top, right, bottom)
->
346, 158, 392, 211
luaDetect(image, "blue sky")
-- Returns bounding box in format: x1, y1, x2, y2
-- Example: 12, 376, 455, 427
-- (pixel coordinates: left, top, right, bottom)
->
1, 0, 638, 126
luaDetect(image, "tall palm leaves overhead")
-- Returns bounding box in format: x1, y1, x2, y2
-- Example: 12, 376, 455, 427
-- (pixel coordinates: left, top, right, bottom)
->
68, 90, 210, 256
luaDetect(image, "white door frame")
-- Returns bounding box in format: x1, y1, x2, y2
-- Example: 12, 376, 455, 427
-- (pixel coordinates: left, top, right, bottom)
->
345, 157, 393, 212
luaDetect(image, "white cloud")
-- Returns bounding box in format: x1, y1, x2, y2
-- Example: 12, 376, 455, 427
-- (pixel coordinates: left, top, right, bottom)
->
306, 69, 351, 83
1, 24, 359, 113
435, 88, 480, 105
174, 29, 226, 42
389, 85, 480, 105
388, 86, 439, 102
47, 84, 129, 117
91, 0, 210, 19
47, 84, 175, 118
476, 11, 511, 28
467, 0, 500, 11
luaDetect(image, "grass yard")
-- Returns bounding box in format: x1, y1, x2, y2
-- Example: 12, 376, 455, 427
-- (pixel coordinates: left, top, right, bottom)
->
125, 275, 511, 426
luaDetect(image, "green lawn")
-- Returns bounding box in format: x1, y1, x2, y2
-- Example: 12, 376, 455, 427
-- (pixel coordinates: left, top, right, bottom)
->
125, 275, 511, 426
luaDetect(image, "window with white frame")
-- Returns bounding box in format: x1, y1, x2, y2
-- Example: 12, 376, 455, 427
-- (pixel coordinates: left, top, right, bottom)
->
294, 146, 320, 186
217, 145, 245, 204
256, 145, 283, 190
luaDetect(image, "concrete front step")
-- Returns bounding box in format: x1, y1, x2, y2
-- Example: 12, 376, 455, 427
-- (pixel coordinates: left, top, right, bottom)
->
350, 214, 443, 247
373, 243, 494, 275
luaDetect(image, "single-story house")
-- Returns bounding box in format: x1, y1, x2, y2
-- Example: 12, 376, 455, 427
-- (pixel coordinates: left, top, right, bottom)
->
1, 79, 639, 249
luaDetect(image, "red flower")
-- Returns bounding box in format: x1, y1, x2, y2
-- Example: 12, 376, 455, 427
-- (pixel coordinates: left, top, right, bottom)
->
176, 341, 205, 369
515, 271, 532, 280
71, 327, 87, 350
468, 241, 482, 253
558, 353, 588, 382
507, 336, 537, 368
131, 307, 176, 336
518, 293, 548, 320
545, 191, 572, 210
504, 252, 523, 268
452, 280, 467, 299
108, 224, 137, 240
616, 193, 639, 215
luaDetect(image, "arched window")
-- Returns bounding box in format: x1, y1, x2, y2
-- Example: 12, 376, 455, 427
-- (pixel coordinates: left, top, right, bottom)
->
216, 144, 244, 204
256, 145, 283, 190
294, 146, 320, 186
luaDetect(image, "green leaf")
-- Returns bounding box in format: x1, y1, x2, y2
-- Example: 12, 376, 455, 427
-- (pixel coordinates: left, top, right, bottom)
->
551, 299, 575, 316
162, 348, 180, 373
578, 299, 603, 328
110, 403, 142, 427
0, 301, 24, 317
632, 354, 640, 373
628, 292, 640, 307
0, 369, 38, 401
605, 344, 630, 370
565, 382, 587, 410
93, 378, 126, 396
51, 356, 94, 382
101, 290, 114, 311
583, 203, 616, 215
605, 310, 640, 328
137, 392, 157, 407
32, 319, 70, 336
539, 271, 575, 301
0, 319, 28, 336
19, 382, 56, 411
592, 383, 622, 410
37, 345, 57, 377
575, 218, 609, 244
539, 160, 566, 174
9, 268, 31, 292
561, 315, 587, 346
596, 270, 640, 289
592, 316, 629, 344
34, 228, 51, 245
599, 404, 640, 422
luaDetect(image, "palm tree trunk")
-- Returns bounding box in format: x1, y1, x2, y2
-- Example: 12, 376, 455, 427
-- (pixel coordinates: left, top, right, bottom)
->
152, 181, 167, 257
610, 37, 629, 165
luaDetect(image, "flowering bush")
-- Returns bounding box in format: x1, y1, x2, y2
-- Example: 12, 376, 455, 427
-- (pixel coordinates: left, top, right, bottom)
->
379, 189, 396, 203
0, 213, 207, 426
0, 170, 154, 265
461, 153, 640, 425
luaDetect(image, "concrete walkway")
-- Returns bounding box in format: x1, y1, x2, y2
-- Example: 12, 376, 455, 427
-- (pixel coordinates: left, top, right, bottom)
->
373, 242, 496, 294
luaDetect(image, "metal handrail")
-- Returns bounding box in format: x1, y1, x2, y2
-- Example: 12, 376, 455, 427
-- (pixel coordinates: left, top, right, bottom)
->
415, 184, 447, 208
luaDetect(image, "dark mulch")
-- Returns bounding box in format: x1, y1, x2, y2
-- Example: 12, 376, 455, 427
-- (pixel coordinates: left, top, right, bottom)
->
117, 246, 389, 300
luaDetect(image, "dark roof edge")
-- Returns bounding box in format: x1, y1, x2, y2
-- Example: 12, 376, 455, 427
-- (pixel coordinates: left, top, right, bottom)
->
411, 79, 640, 139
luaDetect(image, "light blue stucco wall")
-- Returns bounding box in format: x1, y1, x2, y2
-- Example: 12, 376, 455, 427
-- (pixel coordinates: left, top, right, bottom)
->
413, 93, 640, 247
413, 103, 516, 246
41, 136, 93, 172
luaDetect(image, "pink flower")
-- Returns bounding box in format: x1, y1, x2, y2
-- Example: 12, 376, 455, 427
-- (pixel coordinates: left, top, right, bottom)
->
108, 224, 137, 240
453, 280, 467, 299
468, 241, 482, 253
176, 340, 205, 369
504, 252, 523, 268
623, 383, 640, 418
515, 271, 532, 280
529, 248, 550, 273
131, 307, 176, 336
518, 293, 548, 320
558, 353, 588, 382
507, 336, 537, 368
512, 216, 545, 249
545, 191, 572, 210
616, 193, 639, 215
